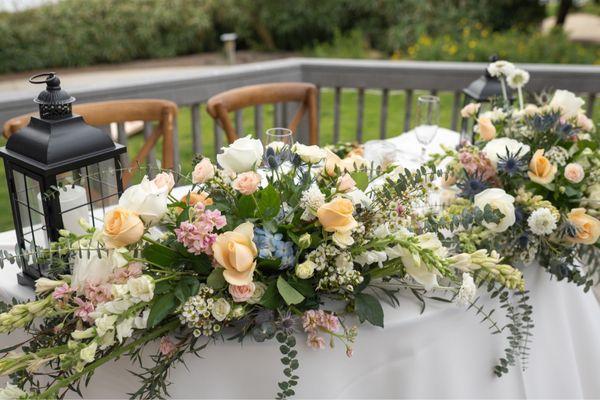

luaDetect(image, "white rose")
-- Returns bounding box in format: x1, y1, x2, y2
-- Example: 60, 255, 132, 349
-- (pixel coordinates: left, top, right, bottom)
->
128, 275, 155, 303
118, 176, 168, 226
292, 143, 327, 163
95, 314, 118, 337
0, 383, 28, 400
211, 298, 231, 322
71, 247, 128, 291
116, 316, 135, 343
474, 188, 516, 233
79, 341, 98, 364
482, 138, 531, 168
247, 282, 267, 304
295, 260, 316, 279
550, 90, 585, 119
216, 136, 263, 173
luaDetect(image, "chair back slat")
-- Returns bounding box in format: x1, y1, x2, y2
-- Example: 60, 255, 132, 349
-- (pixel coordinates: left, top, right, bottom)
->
333, 87, 342, 144
191, 103, 203, 156
404, 90, 414, 132
356, 88, 365, 143
379, 89, 389, 139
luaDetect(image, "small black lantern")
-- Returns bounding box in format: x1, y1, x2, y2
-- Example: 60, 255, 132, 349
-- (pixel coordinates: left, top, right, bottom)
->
0, 73, 126, 286
461, 56, 515, 140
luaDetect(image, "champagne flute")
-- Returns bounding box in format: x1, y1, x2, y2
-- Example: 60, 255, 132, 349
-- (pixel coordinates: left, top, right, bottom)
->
414, 95, 440, 162
264, 127, 294, 167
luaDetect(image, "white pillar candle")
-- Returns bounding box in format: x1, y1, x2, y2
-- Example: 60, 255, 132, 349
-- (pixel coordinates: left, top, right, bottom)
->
57, 185, 89, 236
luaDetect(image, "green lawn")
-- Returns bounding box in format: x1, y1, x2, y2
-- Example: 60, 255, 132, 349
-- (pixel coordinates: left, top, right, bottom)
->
0, 89, 597, 231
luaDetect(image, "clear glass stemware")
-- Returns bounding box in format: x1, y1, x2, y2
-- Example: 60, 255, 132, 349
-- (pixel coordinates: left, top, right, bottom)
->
414, 95, 440, 162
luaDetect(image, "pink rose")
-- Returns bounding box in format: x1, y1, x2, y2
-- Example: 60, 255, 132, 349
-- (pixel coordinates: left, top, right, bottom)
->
477, 117, 496, 141
159, 336, 176, 356
337, 173, 356, 193
192, 158, 215, 184
576, 113, 594, 132
460, 103, 481, 118
564, 163, 585, 183
152, 172, 175, 192
232, 171, 261, 195
228, 283, 256, 302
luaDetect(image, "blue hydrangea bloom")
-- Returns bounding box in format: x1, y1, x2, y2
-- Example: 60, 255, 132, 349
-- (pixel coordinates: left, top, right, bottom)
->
253, 227, 296, 269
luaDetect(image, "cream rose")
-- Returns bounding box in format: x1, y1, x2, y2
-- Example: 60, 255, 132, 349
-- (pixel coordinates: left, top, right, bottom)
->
550, 90, 585, 119
337, 173, 356, 192
228, 283, 255, 302
103, 208, 144, 248
232, 171, 261, 195
216, 136, 263, 174
247, 282, 267, 305
564, 163, 585, 184
211, 298, 231, 322
528, 149, 557, 185
192, 158, 215, 184
474, 188, 516, 233
477, 117, 496, 141
151, 172, 175, 192
460, 103, 480, 118
295, 260, 316, 279
119, 176, 168, 226
482, 138, 530, 168
292, 143, 327, 163
212, 222, 258, 285
128, 275, 155, 303
566, 208, 600, 245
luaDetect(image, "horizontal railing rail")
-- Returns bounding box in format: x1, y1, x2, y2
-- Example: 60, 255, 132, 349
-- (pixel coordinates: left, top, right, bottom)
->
1, 58, 598, 169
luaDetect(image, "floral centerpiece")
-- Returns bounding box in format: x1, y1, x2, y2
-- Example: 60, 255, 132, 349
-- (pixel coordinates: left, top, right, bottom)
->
0, 136, 530, 398
431, 60, 599, 290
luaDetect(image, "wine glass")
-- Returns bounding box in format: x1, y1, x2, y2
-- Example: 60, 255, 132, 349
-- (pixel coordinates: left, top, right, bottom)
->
265, 127, 294, 151
414, 95, 440, 162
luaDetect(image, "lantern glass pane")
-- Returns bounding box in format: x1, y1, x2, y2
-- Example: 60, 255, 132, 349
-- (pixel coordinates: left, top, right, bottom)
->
56, 159, 119, 234
13, 170, 48, 250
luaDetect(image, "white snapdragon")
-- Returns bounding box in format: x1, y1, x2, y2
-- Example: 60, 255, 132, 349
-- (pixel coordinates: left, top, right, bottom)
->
71, 246, 128, 291
116, 316, 135, 343
79, 341, 98, 364
0, 383, 28, 400
527, 208, 558, 236
456, 273, 477, 306
94, 314, 118, 337
354, 250, 387, 267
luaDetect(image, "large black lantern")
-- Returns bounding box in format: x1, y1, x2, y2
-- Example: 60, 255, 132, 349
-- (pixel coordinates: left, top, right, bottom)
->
0, 73, 126, 286
461, 56, 515, 141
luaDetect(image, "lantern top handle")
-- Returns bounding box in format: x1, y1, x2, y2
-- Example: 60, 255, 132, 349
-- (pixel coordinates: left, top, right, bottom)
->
28, 72, 75, 113
29, 72, 61, 88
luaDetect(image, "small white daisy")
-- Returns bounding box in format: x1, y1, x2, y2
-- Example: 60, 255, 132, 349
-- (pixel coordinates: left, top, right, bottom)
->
527, 208, 558, 236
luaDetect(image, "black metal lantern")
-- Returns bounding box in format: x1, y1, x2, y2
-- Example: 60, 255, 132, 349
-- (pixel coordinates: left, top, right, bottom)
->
461, 56, 516, 141
0, 73, 126, 286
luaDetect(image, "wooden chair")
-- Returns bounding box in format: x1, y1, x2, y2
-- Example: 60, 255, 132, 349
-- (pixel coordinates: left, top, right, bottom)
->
206, 82, 318, 145
3, 99, 177, 186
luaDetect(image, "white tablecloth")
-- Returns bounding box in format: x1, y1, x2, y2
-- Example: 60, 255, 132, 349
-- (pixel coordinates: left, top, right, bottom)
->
1, 131, 600, 398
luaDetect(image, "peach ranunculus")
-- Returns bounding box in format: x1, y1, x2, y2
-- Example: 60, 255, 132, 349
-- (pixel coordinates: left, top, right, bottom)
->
564, 163, 585, 184
192, 158, 215, 184
477, 117, 496, 141
232, 171, 261, 195
337, 173, 356, 192
527, 149, 557, 185
228, 283, 256, 302
212, 222, 258, 285
460, 102, 481, 118
317, 198, 358, 247
324, 149, 343, 176
181, 191, 213, 207
566, 208, 600, 245
324, 150, 367, 176
151, 172, 175, 192
103, 208, 144, 248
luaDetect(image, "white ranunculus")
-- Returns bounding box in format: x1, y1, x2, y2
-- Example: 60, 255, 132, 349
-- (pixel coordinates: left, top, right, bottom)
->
550, 90, 585, 119
94, 314, 118, 337
79, 341, 98, 363
128, 275, 155, 303
118, 176, 168, 226
216, 136, 263, 173
211, 298, 231, 322
292, 143, 327, 163
482, 138, 531, 168
295, 260, 316, 279
71, 246, 128, 291
116, 316, 135, 343
474, 188, 516, 233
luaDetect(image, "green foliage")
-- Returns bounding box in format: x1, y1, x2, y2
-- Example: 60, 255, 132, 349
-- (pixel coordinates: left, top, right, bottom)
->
276, 331, 299, 399
276, 276, 305, 305
354, 293, 384, 328
147, 293, 177, 328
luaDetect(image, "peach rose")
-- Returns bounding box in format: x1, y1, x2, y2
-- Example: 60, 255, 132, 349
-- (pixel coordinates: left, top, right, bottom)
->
460, 103, 481, 118
337, 173, 356, 192
228, 283, 256, 302
564, 163, 585, 184
528, 149, 557, 185
212, 222, 258, 285
151, 172, 175, 192
477, 117, 496, 141
324, 149, 343, 176
566, 208, 600, 245
232, 171, 261, 195
103, 208, 144, 248
192, 158, 215, 184
176, 191, 213, 214
340, 154, 368, 173
576, 113, 594, 132
317, 198, 358, 234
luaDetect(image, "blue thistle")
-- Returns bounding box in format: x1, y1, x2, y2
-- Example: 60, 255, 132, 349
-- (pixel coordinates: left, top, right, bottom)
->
458, 172, 489, 200
497, 146, 528, 177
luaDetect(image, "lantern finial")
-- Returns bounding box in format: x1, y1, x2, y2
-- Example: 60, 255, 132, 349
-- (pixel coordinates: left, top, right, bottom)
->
29, 72, 75, 120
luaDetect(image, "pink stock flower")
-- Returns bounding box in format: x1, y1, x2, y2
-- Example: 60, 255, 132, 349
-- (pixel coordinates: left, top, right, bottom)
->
302, 310, 320, 332
175, 208, 226, 255
74, 298, 95, 323
52, 283, 72, 301
319, 313, 340, 332
200, 209, 227, 230
302, 310, 340, 333
459, 149, 497, 182
307, 333, 326, 349
159, 336, 177, 356
83, 281, 113, 304
111, 262, 144, 284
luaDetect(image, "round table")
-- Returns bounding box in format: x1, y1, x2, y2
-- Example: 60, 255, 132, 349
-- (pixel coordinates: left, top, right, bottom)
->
0, 131, 599, 398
